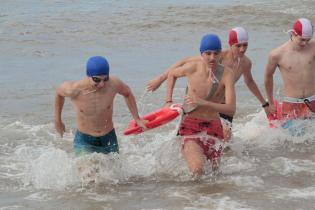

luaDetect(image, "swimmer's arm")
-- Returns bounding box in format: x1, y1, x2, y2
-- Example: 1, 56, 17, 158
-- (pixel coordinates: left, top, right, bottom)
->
243, 61, 267, 105
115, 78, 146, 128
165, 62, 196, 103
116, 78, 140, 120
54, 82, 78, 137
55, 82, 74, 122
146, 56, 200, 91
56, 82, 80, 98
55, 82, 76, 118
264, 52, 278, 105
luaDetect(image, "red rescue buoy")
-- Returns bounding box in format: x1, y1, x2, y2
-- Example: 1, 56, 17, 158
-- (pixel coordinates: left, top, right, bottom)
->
124, 104, 182, 135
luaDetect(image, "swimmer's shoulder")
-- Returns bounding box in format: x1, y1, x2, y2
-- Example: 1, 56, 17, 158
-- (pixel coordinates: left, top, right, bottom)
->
59, 80, 85, 98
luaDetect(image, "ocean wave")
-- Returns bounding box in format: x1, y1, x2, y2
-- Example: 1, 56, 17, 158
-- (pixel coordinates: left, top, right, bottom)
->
2, 3, 314, 46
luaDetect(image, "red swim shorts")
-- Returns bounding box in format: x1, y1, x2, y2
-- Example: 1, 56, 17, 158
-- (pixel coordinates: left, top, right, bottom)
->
281, 100, 315, 119
178, 116, 224, 160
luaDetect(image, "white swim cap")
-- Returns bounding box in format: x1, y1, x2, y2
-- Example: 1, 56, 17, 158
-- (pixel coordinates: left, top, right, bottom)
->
229, 27, 248, 46
293, 18, 313, 38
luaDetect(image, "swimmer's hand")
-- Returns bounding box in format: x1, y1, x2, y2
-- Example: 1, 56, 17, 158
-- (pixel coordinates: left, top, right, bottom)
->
268, 103, 276, 115
184, 94, 205, 107
135, 118, 148, 131
146, 77, 163, 92
266, 103, 277, 119
263, 106, 271, 116
164, 101, 173, 108
55, 120, 65, 137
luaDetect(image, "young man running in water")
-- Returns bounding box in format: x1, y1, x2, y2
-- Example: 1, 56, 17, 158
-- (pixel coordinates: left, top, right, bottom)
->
54, 56, 146, 155
165, 34, 236, 174
147, 27, 269, 139
264, 18, 315, 122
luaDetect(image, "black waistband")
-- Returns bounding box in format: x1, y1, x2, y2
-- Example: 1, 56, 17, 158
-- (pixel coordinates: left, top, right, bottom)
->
219, 113, 233, 123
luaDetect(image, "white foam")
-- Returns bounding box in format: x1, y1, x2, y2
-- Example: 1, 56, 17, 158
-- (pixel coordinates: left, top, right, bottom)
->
287, 187, 315, 198
229, 176, 264, 189
233, 110, 315, 148
268, 157, 315, 176
188, 195, 254, 210
5, 114, 315, 191
271, 186, 315, 199
24, 192, 52, 201
221, 156, 256, 175
21, 147, 79, 190
5, 120, 194, 190
0, 206, 25, 210
166, 190, 192, 200
85, 192, 119, 202
120, 130, 190, 179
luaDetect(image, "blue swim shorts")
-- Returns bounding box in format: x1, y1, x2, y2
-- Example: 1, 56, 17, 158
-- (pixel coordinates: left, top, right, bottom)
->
74, 129, 119, 155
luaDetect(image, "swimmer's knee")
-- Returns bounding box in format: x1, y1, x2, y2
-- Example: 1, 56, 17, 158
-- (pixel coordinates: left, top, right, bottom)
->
223, 127, 232, 142
188, 162, 204, 175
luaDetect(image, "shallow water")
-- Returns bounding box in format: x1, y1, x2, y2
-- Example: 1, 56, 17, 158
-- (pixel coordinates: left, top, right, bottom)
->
1, 0, 315, 209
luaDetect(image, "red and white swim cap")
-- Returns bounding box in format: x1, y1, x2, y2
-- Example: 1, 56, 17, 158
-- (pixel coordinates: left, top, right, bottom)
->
229, 27, 248, 46
293, 18, 313, 38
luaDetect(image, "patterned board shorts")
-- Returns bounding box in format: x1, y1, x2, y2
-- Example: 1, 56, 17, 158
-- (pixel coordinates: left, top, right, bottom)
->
178, 115, 224, 161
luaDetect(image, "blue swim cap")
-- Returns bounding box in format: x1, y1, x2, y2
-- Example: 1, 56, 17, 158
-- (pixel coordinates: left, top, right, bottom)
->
199, 34, 222, 53
86, 56, 109, 77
